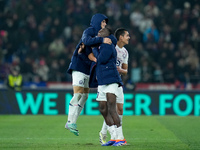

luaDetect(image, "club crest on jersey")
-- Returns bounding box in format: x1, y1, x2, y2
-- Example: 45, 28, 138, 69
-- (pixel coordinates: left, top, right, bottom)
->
116, 60, 120, 66
79, 80, 84, 84
123, 54, 126, 58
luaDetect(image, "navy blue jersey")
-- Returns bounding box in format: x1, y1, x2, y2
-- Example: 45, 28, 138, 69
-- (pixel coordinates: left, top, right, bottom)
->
67, 14, 108, 75
91, 35, 123, 86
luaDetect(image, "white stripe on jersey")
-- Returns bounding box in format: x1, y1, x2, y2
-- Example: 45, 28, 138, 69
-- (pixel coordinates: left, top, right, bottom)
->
115, 45, 129, 68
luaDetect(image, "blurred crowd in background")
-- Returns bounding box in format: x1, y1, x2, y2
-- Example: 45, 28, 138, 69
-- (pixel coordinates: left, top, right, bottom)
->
0, 0, 200, 87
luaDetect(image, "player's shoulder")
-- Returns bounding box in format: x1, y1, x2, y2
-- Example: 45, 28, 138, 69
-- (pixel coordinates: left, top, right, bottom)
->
122, 47, 128, 52
83, 27, 95, 35
116, 45, 127, 51
85, 26, 94, 31
121, 46, 129, 55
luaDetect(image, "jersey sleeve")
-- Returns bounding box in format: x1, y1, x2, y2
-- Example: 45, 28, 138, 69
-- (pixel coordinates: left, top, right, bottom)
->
123, 49, 129, 64
92, 47, 99, 58
85, 46, 92, 56
81, 28, 104, 46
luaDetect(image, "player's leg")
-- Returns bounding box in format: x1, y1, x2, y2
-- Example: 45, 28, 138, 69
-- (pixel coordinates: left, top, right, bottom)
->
106, 93, 120, 127
99, 100, 117, 146
98, 101, 109, 144
99, 101, 115, 127
65, 71, 88, 136
112, 103, 127, 146
105, 84, 127, 146
73, 88, 90, 123
112, 86, 127, 146
65, 85, 83, 136
102, 92, 119, 146
67, 86, 83, 124
99, 120, 107, 144
116, 86, 125, 140
96, 85, 108, 144
68, 71, 89, 123
97, 85, 117, 146
100, 86, 123, 143
116, 103, 124, 139
102, 83, 122, 146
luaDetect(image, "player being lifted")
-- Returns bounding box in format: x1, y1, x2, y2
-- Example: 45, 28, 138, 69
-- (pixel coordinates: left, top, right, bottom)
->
65, 13, 112, 136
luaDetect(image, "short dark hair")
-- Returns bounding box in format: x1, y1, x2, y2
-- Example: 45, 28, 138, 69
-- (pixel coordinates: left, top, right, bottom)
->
99, 27, 112, 37
105, 27, 112, 36
114, 28, 127, 40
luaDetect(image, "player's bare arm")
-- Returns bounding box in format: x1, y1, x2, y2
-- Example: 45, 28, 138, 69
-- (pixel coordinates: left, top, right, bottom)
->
78, 43, 85, 53
88, 53, 97, 62
117, 63, 128, 76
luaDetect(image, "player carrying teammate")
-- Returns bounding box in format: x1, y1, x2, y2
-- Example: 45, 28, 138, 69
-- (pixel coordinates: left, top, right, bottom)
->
99, 28, 130, 146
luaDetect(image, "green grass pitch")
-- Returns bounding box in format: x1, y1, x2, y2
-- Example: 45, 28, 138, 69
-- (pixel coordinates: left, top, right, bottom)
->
0, 115, 200, 150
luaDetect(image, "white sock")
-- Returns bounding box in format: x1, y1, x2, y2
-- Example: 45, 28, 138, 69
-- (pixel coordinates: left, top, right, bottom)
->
73, 93, 88, 124
107, 125, 117, 140
118, 115, 124, 140
67, 93, 82, 124
119, 115, 123, 125
116, 126, 124, 140
100, 120, 108, 135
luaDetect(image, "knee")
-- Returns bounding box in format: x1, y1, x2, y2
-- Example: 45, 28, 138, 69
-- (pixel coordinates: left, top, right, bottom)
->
107, 100, 115, 106
78, 93, 88, 107
107, 101, 116, 111
99, 102, 107, 115
117, 104, 123, 115
109, 109, 116, 115
117, 107, 123, 115
70, 93, 82, 105
99, 108, 107, 116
